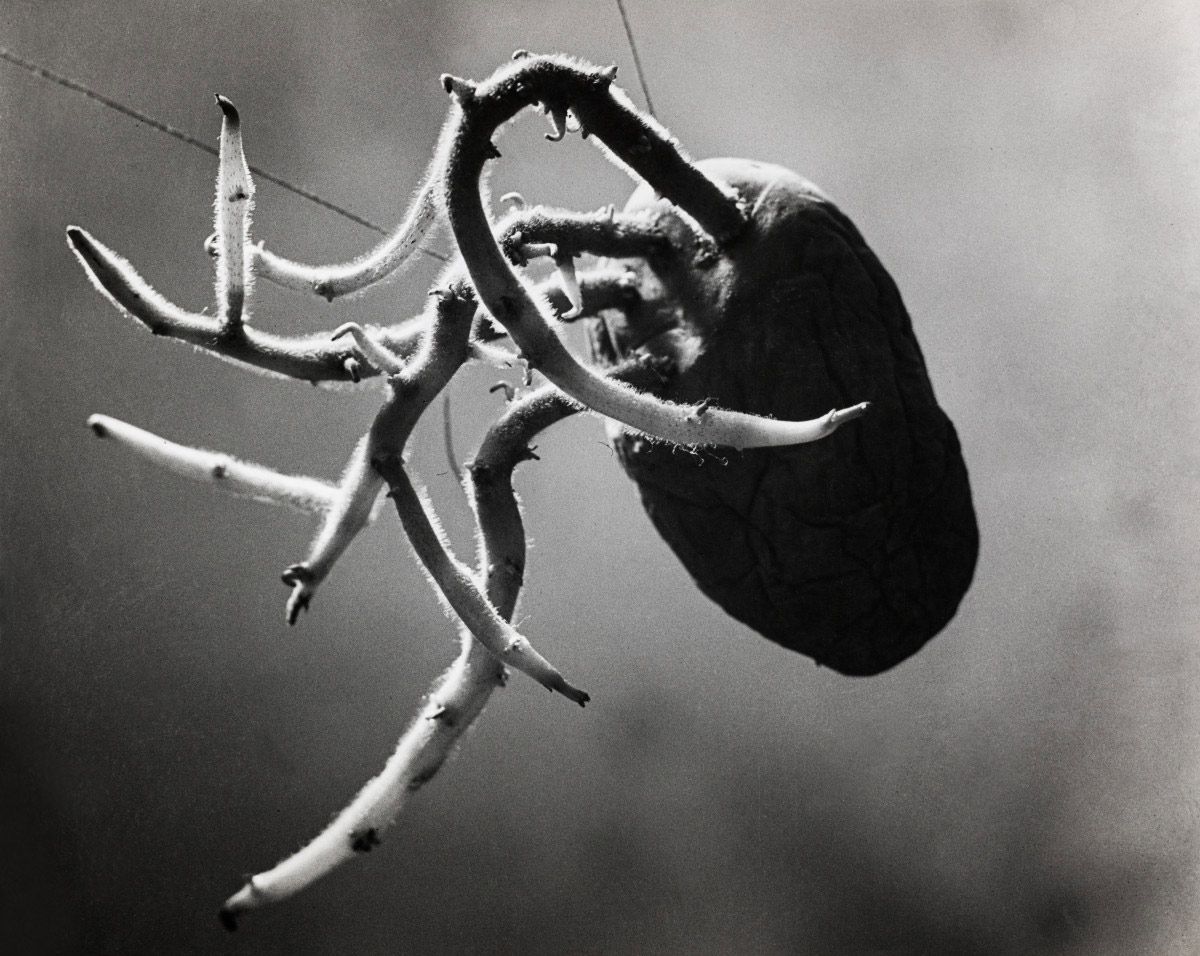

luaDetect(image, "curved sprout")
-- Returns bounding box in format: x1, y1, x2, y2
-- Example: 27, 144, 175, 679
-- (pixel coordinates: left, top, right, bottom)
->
376, 459, 589, 705
331, 322, 407, 376
439, 54, 870, 450
218, 635, 503, 929
252, 163, 442, 301
281, 435, 382, 624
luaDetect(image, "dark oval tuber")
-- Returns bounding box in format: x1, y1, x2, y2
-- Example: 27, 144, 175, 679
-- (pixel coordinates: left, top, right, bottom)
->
597, 158, 979, 676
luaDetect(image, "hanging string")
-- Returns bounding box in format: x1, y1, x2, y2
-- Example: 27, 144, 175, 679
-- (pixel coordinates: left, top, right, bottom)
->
614, 0, 656, 117
0, 44, 450, 261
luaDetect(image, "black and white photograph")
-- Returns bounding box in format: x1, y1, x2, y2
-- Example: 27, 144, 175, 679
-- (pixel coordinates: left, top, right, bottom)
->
2, 1, 1198, 953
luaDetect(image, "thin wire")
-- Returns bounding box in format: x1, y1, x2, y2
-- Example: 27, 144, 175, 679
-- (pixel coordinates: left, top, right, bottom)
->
614, 0, 656, 117
0, 44, 450, 261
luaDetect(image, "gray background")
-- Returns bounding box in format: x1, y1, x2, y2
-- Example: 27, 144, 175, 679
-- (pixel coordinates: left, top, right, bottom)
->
2, 1, 1199, 953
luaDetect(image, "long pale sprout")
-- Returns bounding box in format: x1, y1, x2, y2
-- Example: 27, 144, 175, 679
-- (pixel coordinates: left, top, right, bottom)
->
213, 95, 254, 333
86, 415, 336, 514
375, 458, 589, 705
218, 635, 503, 931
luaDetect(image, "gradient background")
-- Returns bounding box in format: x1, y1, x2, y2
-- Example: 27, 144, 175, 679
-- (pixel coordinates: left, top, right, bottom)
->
3, 1, 1199, 953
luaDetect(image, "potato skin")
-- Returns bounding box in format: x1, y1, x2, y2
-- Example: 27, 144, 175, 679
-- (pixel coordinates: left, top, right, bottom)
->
601, 158, 978, 676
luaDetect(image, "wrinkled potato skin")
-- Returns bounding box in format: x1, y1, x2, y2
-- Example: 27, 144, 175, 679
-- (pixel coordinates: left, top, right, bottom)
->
600, 158, 979, 676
